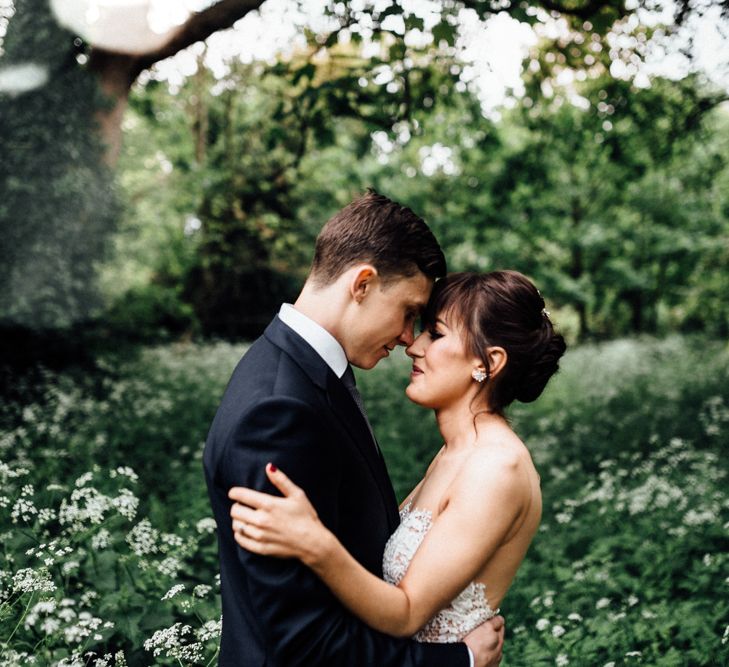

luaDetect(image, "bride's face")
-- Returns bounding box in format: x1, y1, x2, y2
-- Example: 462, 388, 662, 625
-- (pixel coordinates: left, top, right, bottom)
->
404, 311, 482, 410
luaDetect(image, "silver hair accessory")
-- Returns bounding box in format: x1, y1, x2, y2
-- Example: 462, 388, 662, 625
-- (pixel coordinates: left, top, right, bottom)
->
472, 368, 487, 383
542, 308, 551, 318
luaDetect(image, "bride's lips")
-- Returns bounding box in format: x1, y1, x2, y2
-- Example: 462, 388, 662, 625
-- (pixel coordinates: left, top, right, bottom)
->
410, 364, 423, 377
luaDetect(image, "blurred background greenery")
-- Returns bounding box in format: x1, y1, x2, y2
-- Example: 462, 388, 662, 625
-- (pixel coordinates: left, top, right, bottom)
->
1, 0, 728, 665
1, 0, 728, 352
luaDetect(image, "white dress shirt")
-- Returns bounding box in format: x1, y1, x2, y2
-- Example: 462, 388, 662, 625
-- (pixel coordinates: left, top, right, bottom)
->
278, 303, 348, 378
277, 304, 476, 667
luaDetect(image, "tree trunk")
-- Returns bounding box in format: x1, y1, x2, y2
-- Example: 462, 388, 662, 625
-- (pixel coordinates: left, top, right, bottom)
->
87, 0, 266, 166
89, 51, 140, 165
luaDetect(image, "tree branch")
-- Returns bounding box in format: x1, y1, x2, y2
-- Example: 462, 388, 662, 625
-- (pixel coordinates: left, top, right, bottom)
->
132, 0, 266, 78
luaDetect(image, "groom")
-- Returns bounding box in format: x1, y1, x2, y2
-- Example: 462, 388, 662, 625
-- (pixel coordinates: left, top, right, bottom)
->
203, 191, 504, 666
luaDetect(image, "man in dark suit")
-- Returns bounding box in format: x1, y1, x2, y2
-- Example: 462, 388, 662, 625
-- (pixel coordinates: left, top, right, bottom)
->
204, 191, 504, 666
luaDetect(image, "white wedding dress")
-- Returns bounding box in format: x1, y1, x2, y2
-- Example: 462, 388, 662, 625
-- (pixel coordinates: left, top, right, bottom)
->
382, 501, 498, 643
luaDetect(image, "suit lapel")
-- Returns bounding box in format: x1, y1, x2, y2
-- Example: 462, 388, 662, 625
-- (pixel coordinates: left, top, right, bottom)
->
264, 316, 400, 533
326, 372, 400, 533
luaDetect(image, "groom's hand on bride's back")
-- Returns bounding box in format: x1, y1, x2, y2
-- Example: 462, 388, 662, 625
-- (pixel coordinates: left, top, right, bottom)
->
464, 615, 505, 667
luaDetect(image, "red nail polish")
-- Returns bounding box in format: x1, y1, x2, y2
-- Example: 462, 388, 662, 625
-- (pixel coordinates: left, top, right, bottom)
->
269, 463, 277, 473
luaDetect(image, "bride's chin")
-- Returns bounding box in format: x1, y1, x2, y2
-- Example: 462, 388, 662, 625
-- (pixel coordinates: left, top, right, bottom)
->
405, 384, 429, 407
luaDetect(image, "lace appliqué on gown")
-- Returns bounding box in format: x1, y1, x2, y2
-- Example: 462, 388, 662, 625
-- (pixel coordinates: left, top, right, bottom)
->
382, 502, 498, 643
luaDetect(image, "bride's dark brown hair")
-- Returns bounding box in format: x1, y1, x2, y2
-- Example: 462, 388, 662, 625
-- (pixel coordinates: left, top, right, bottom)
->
422, 270, 567, 415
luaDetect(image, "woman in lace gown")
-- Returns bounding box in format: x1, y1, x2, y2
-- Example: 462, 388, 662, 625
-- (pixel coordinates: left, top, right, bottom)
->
229, 270, 566, 643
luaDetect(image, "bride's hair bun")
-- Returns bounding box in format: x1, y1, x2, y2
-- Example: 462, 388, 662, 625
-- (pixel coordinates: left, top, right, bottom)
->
514, 333, 567, 403
423, 270, 567, 413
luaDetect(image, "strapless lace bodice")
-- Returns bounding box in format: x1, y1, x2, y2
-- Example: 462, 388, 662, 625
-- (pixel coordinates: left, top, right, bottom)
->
382, 502, 497, 643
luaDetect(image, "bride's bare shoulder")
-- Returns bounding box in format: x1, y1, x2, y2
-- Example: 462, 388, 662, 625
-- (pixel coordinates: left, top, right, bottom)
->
450, 432, 536, 506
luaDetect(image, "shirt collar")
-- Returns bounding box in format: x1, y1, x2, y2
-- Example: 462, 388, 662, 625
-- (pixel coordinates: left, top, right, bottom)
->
278, 304, 349, 378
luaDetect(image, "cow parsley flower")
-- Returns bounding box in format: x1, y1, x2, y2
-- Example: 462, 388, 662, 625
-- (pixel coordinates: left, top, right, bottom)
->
162, 584, 186, 601
12, 568, 56, 593
196, 517, 216, 534
127, 519, 159, 556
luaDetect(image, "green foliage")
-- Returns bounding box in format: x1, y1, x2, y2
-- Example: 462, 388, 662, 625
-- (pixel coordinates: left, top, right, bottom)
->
1, 337, 727, 664
0, 0, 120, 330
362, 337, 729, 666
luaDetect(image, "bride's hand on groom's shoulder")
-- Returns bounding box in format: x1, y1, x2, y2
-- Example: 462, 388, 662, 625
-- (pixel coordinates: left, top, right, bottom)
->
228, 464, 333, 566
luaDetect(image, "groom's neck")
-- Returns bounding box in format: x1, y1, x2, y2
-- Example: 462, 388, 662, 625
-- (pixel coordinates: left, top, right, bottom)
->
293, 279, 348, 343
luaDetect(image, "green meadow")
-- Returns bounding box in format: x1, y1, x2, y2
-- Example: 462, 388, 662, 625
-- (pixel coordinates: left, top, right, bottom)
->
1, 336, 727, 665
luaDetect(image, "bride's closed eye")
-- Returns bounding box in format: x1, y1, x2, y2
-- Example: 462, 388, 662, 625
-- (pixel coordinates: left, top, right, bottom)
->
427, 328, 443, 340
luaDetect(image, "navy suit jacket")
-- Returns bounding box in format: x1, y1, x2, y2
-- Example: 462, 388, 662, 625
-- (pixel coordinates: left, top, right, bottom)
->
203, 316, 469, 666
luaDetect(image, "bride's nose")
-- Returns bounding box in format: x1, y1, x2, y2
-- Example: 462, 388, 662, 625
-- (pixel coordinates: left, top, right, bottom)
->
405, 333, 426, 358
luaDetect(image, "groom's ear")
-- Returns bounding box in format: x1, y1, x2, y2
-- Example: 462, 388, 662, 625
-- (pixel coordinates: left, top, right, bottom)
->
350, 264, 379, 304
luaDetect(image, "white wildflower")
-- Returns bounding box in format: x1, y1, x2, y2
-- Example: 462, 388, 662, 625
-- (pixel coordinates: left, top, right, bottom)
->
684, 509, 716, 526
196, 617, 222, 642
193, 584, 212, 598
196, 517, 216, 534
58, 607, 77, 622
160, 533, 185, 550
40, 617, 61, 634
536, 618, 550, 631
74, 472, 94, 488
59, 487, 113, 530
556, 654, 569, 666
625, 651, 642, 658
157, 556, 182, 578
127, 519, 159, 556
12, 568, 56, 593
113, 489, 139, 520
552, 624, 566, 638
110, 466, 138, 482
81, 590, 98, 606
144, 622, 196, 659
91, 529, 111, 550
61, 560, 80, 575
567, 613, 582, 622
37, 508, 56, 524
596, 597, 611, 609
627, 595, 639, 606
11, 497, 38, 523
33, 600, 57, 614
162, 584, 186, 601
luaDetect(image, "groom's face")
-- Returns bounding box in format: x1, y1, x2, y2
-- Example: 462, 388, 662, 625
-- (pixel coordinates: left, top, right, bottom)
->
347, 272, 432, 370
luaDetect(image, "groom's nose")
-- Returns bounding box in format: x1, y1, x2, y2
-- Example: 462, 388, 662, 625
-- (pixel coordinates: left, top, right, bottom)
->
397, 319, 416, 346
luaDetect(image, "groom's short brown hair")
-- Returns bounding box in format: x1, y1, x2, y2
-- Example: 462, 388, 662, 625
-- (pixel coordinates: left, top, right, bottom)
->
310, 190, 446, 286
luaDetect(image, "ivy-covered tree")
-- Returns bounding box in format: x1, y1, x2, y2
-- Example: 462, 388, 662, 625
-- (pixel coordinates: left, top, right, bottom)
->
0, 0, 119, 331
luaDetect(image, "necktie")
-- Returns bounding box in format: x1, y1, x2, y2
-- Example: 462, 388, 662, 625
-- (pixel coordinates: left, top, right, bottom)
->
341, 365, 379, 452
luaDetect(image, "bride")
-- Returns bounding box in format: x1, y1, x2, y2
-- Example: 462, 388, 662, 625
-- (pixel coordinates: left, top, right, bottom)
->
229, 270, 566, 645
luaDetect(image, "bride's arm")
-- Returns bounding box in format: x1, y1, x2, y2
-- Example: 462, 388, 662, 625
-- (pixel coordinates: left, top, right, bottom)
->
230, 454, 527, 638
